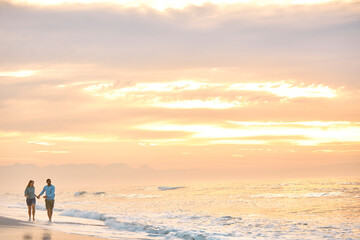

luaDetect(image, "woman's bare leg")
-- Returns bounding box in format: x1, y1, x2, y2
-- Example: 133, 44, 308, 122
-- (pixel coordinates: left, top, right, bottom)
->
31, 204, 35, 221
27, 205, 31, 220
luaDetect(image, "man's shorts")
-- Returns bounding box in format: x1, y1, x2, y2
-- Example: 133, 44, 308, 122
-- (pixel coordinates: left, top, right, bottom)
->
26, 198, 36, 206
45, 199, 55, 210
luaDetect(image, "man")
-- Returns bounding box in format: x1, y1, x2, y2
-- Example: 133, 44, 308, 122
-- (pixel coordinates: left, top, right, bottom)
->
38, 179, 55, 222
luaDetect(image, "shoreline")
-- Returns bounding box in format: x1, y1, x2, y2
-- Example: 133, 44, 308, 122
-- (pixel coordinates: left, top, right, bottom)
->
0, 215, 106, 240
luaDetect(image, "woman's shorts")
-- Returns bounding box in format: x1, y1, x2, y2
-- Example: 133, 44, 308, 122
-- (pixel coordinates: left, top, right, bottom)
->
26, 198, 36, 206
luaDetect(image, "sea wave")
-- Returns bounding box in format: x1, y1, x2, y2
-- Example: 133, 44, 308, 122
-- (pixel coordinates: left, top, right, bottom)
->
116, 193, 161, 199
250, 192, 344, 198
73, 191, 159, 199
158, 186, 185, 191
94, 191, 106, 195
60, 209, 109, 221
74, 191, 106, 197
340, 182, 360, 185
74, 191, 87, 197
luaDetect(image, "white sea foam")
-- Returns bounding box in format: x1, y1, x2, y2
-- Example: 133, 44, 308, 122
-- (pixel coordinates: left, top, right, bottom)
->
105, 218, 224, 240
6, 202, 63, 212
300, 192, 343, 198
56, 208, 236, 239
250, 193, 286, 198
127, 193, 160, 198
114, 193, 161, 199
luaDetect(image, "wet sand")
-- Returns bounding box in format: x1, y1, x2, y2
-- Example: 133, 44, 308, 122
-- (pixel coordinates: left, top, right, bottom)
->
0, 216, 105, 240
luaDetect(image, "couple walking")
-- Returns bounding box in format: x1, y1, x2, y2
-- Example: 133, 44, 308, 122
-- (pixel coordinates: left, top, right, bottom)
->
24, 179, 55, 222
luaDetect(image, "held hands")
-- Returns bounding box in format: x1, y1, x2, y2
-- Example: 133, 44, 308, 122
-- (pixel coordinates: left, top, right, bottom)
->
36, 195, 47, 199
25, 195, 29, 198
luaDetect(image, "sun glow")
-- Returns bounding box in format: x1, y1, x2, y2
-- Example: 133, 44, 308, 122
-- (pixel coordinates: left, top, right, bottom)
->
138, 121, 360, 146
0, 70, 38, 78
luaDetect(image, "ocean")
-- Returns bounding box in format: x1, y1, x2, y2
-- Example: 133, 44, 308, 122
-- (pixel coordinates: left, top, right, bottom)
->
0, 178, 359, 239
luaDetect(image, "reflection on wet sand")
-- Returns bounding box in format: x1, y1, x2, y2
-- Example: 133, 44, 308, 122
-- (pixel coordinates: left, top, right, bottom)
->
0, 216, 103, 240
23, 233, 32, 239
42, 232, 51, 240
23, 231, 51, 240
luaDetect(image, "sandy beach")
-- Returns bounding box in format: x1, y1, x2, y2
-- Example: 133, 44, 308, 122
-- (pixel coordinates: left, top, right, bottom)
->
0, 216, 105, 240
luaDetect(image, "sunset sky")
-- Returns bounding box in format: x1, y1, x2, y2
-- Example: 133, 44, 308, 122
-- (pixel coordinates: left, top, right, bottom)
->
0, 0, 359, 176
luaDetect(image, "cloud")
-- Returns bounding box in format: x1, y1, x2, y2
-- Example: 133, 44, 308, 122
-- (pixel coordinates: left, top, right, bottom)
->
227, 82, 337, 98
0, 1, 359, 170
0, 1, 359, 87
150, 97, 246, 109
35, 150, 68, 153
0, 131, 22, 138
0, 72, 358, 134
9, 0, 357, 10
81, 79, 339, 110
27, 140, 55, 145
227, 121, 352, 127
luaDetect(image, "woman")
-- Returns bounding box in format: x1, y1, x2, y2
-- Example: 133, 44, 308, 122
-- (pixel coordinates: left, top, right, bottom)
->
24, 180, 38, 221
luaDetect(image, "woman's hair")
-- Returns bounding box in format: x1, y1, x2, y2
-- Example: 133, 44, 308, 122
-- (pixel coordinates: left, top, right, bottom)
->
26, 180, 34, 188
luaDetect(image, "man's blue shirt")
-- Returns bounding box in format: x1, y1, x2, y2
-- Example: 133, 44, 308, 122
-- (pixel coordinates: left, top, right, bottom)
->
39, 185, 55, 200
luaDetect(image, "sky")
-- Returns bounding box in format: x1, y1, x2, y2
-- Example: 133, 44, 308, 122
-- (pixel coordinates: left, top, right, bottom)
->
0, 0, 359, 178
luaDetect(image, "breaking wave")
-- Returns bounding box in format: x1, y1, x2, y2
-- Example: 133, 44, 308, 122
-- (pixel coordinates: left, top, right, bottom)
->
158, 186, 185, 191
74, 191, 106, 197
